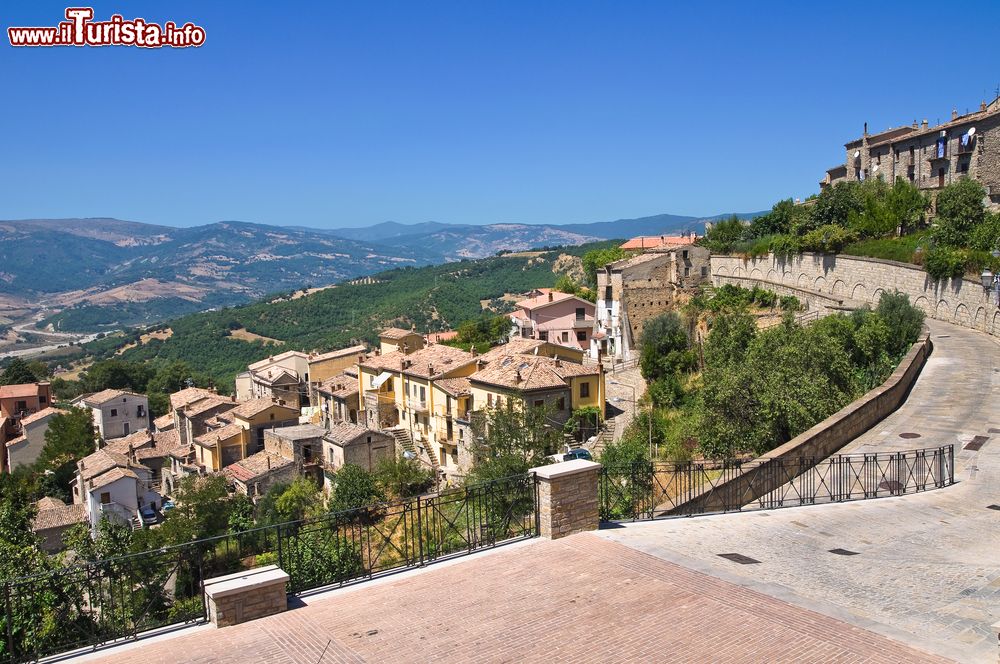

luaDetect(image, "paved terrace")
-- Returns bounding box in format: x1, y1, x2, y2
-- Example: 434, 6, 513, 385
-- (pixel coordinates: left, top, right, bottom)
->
73, 320, 994, 663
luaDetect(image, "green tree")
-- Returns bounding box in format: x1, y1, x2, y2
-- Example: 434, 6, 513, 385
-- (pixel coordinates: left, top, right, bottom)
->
34, 407, 98, 500
875, 291, 925, 358
274, 477, 324, 522
329, 464, 386, 515
934, 178, 987, 247
582, 247, 628, 287
639, 312, 693, 382
700, 216, 746, 253
374, 456, 434, 500
468, 401, 561, 482
807, 181, 864, 233
155, 475, 233, 545
0, 358, 37, 386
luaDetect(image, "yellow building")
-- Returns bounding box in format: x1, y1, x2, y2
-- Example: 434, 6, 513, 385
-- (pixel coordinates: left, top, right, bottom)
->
378, 328, 425, 356
190, 398, 299, 472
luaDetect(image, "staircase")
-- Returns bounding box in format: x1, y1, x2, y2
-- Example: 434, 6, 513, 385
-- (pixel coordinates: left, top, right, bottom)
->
588, 419, 616, 459
388, 428, 442, 479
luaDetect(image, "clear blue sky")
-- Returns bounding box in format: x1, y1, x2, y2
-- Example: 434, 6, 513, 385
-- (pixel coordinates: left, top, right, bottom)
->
3, 1, 1000, 229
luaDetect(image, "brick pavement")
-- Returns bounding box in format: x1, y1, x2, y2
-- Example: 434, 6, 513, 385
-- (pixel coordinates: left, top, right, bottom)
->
77, 534, 946, 664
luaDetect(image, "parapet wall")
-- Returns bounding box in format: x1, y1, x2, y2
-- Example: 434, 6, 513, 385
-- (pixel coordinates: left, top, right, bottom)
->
711, 252, 1000, 336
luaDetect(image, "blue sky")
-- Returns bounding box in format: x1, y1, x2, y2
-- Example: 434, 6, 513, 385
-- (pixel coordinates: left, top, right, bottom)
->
2, 1, 999, 229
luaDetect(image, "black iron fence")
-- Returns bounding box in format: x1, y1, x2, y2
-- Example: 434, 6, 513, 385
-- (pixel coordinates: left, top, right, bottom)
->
1, 474, 537, 663
600, 445, 954, 521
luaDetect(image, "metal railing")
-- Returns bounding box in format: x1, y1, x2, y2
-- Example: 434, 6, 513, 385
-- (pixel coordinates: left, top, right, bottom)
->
600, 445, 954, 522
1, 474, 538, 663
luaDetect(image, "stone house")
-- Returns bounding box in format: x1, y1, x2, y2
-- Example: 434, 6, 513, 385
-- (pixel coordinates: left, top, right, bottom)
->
322, 422, 393, 473
71, 447, 160, 533
32, 497, 85, 553
378, 327, 425, 356
189, 398, 300, 473
315, 368, 361, 426
5, 406, 68, 473
80, 389, 150, 442
234, 346, 368, 411
509, 289, 596, 354
593, 245, 711, 361
821, 96, 1000, 208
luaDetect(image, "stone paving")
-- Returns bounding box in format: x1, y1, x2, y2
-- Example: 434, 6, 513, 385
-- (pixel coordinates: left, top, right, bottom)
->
76, 535, 946, 664
602, 364, 646, 443
598, 319, 1000, 663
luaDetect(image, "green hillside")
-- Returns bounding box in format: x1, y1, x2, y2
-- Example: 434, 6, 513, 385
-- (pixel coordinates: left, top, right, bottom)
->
83, 241, 615, 390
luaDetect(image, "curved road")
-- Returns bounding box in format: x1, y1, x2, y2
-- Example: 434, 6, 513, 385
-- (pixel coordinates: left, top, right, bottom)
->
599, 319, 1000, 662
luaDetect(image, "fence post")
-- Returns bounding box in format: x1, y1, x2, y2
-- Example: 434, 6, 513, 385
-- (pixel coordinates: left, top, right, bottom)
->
276, 523, 284, 572
4, 580, 14, 660
415, 495, 425, 567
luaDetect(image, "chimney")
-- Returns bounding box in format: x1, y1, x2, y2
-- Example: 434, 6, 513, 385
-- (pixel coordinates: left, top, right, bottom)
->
863, 121, 868, 136
952, 108, 959, 120
470, 344, 478, 357
921, 119, 928, 129
547, 292, 553, 302
912, 119, 918, 129
981, 100, 988, 112
554, 358, 562, 368
428, 363, 434, 376
515, 369, 522, 383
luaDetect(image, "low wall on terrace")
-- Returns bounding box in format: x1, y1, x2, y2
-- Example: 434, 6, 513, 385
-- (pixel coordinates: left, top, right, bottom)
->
711, 252, 1000, 336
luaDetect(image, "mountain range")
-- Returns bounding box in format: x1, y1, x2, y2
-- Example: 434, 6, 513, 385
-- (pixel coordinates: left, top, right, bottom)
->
0, 211, 761, 333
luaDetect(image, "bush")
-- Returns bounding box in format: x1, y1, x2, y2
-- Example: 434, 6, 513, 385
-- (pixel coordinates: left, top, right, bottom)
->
923, 245, 967, 280
874, 291, 924, 358
799, 224, 859, 253
934, 178, 987, 247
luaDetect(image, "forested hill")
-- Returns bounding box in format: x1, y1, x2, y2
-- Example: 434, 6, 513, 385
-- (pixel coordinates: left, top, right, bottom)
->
82, 242, 615, 390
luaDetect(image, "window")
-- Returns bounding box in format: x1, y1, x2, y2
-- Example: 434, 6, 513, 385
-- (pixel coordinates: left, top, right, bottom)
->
576, 331, 586, 341
14, 400, 26, 413
100, 492, 111, 504
684, 267, 690, 277
701, 266, 708, 277
39, 395, 47, 404
682, 250, 689, 259
909, 146, 915, 161
487, 394, 493, 407
556, 397, 566, 411
562, 331, 569, 342
936, 138, 946, 159
123, 422, 130, 436
110, 408, 118, 417
575, 307, 585, 321
580, 382, 590, 398
604, 286, 612, 300
960, 161, 969, 173
137, 405, 145, 417
419, 386, 426, 402
270, 413, 275, 420
534, 400, 544, 408
539, 332, 548, 341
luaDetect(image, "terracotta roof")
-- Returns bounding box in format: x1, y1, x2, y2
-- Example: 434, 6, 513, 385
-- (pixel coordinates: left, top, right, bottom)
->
247, 350, 309, 371
316, 373, 359, 399
169, 387, 218, 411
82, 388, 139, 406
224, 451, 292, 483
360, 344, 476, 380
435, 377, 472, 397
380, 327, 420, 340
471, 354, 599, 392
608, 251, 673, 270
89, 466, 140, 489
250, 368, 299, 386
183, 396, 237, 417
79, 448, 131, 481
153, 413, 174, 431
864, 100, 1000, 148
514, 290, 577, 310
325, 422, 383, 446
33, 499, 85, 531
308, 345, 367, 363
194, 422, 244, 448
269, 424, 326, 441
4, 434, 26, 448
620, 235, 697, 250
229, 398, 298, 420
102, 429, 175, 461
426, 331, 458, 343
0, 383, 49, 399
20, 407, 68, 427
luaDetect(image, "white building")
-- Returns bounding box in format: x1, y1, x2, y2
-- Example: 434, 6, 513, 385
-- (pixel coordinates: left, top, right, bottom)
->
80, 389, 150, 441
71, 447, 160, 533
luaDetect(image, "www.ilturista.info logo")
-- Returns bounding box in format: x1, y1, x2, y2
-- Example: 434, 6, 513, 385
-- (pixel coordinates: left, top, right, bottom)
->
8, 7, 206, 48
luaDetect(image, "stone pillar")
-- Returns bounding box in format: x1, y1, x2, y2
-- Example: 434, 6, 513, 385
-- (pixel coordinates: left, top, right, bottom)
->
203, 564, 289, 628
531, 459, 601, 539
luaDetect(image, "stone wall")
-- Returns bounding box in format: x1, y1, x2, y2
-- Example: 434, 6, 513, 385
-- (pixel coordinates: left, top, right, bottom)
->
712, 252, 1000, 336
712, 274, 853, 314
667, 332, 932, 515
532, 460, 600, 539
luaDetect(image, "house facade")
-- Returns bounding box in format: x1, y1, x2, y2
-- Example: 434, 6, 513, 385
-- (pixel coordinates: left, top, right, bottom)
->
821, 96, 1000, 208
81, 389, 150, 442
593, 245, 710, 362
71, 446, 161, 533
5, 407, 68, 472
509, 289, 595, 354
0, 382, 53, 471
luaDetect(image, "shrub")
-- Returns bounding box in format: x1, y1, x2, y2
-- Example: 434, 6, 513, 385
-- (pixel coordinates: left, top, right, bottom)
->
799, 224, 858, 253
923, 245, 967, 280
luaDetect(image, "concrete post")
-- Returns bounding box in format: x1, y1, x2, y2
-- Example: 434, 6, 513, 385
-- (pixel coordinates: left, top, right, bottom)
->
530, 460, 601, 539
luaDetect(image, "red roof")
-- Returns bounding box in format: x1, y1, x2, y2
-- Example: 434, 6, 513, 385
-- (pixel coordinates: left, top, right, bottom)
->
619, 235, 697, 250
0, 383, 48, 399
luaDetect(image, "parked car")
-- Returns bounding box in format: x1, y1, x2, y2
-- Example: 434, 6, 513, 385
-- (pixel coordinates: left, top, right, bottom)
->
139, 506, 159, 527
562, 448, 593, 462
161, 499, 176, 512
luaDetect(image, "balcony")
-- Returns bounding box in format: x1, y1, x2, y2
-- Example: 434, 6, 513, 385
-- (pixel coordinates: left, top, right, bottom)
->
957, 140, 976, 155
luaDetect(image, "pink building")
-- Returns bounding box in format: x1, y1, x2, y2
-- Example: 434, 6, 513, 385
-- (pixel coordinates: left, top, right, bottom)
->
509, 288, 596, 354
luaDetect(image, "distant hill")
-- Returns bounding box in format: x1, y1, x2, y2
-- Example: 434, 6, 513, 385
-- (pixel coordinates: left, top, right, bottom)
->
0, 209, 764, 331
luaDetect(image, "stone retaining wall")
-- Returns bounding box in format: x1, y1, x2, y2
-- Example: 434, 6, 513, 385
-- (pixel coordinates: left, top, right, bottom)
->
667, 332, 933, 515
711, 252, 1000, 336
